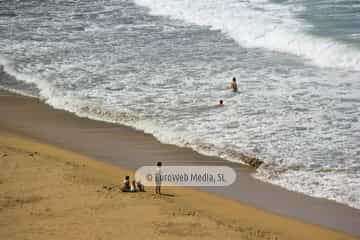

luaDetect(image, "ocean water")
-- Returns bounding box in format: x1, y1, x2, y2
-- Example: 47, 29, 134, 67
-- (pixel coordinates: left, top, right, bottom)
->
1, 0, 359, 208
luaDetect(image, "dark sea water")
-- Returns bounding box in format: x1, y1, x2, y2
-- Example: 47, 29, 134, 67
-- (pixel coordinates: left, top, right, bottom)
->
1, 0, 360, 208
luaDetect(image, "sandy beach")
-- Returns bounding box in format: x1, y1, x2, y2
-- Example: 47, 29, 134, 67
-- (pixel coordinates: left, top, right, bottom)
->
1, 0, 360, 238
1, 87, 360, 236
0, 87, 360, 239
1, 129, 358, 240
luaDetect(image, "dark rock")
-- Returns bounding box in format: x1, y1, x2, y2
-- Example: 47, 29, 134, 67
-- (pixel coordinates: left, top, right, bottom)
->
241, 154, 263, 168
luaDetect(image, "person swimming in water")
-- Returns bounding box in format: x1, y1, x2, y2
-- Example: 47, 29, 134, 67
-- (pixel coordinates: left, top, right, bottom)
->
219, 99, 224, 106
230, 77, 238, 92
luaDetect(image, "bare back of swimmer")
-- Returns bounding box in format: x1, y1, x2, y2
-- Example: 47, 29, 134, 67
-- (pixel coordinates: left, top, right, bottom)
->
231, 77, 238, 92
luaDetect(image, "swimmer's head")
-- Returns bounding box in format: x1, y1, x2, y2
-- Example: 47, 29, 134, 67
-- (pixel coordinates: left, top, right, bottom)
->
219, 100, 224, 105
232, 77, 236, 82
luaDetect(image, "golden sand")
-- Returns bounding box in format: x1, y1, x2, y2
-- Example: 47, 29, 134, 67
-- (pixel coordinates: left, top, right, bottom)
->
0, 131, 357, 240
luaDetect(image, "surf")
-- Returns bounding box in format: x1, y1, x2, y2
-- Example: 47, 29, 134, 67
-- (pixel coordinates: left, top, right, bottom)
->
134, 0, 360, 71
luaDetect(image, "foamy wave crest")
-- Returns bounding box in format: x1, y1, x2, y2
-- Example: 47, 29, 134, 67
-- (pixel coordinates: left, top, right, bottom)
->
254, 164, 360, 209
1, 57, 262, 168
0, 55, 56, 98
134, 0, 360, 71
47, 95, 261, 167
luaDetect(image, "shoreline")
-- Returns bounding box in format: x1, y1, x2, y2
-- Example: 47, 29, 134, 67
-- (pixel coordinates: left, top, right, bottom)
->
0, 88, 360, 236
1, 130, 358, 239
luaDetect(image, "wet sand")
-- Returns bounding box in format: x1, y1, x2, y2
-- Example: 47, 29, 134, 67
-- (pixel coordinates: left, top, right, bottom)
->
1, 130, 358, 240
0, 89, 359, 237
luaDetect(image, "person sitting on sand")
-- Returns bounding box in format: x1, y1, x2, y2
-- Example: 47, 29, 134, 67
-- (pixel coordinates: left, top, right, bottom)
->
230, 77, 238, 92
121, 176, 131, 192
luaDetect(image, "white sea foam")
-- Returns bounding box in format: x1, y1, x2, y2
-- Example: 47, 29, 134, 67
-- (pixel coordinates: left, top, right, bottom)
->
254, 165, 360, 209
2, 55, 360, 210
39, 92, 257, 166
134, 0, 360, 71
0, 55, 57, 100
1, 0, 360, 211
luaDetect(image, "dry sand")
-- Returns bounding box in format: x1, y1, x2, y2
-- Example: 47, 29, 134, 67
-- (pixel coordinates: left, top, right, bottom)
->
0, 131, 357, 240
0, 87, 360, 237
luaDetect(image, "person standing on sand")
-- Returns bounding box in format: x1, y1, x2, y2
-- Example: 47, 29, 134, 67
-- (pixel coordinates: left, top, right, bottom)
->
155, 161, 162, 194
231, 77, 238, 92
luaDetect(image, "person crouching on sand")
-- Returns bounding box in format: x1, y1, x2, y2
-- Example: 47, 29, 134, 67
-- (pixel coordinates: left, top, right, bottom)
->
155, 161, 162, 194
231, 77, 238, 92
121, 176, 131, 192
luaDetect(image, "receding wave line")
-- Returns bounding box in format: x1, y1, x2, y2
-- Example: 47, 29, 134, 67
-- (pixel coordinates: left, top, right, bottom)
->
0, 56, 262, 168
134, 0, 360, 71
0, 56, 55, 98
